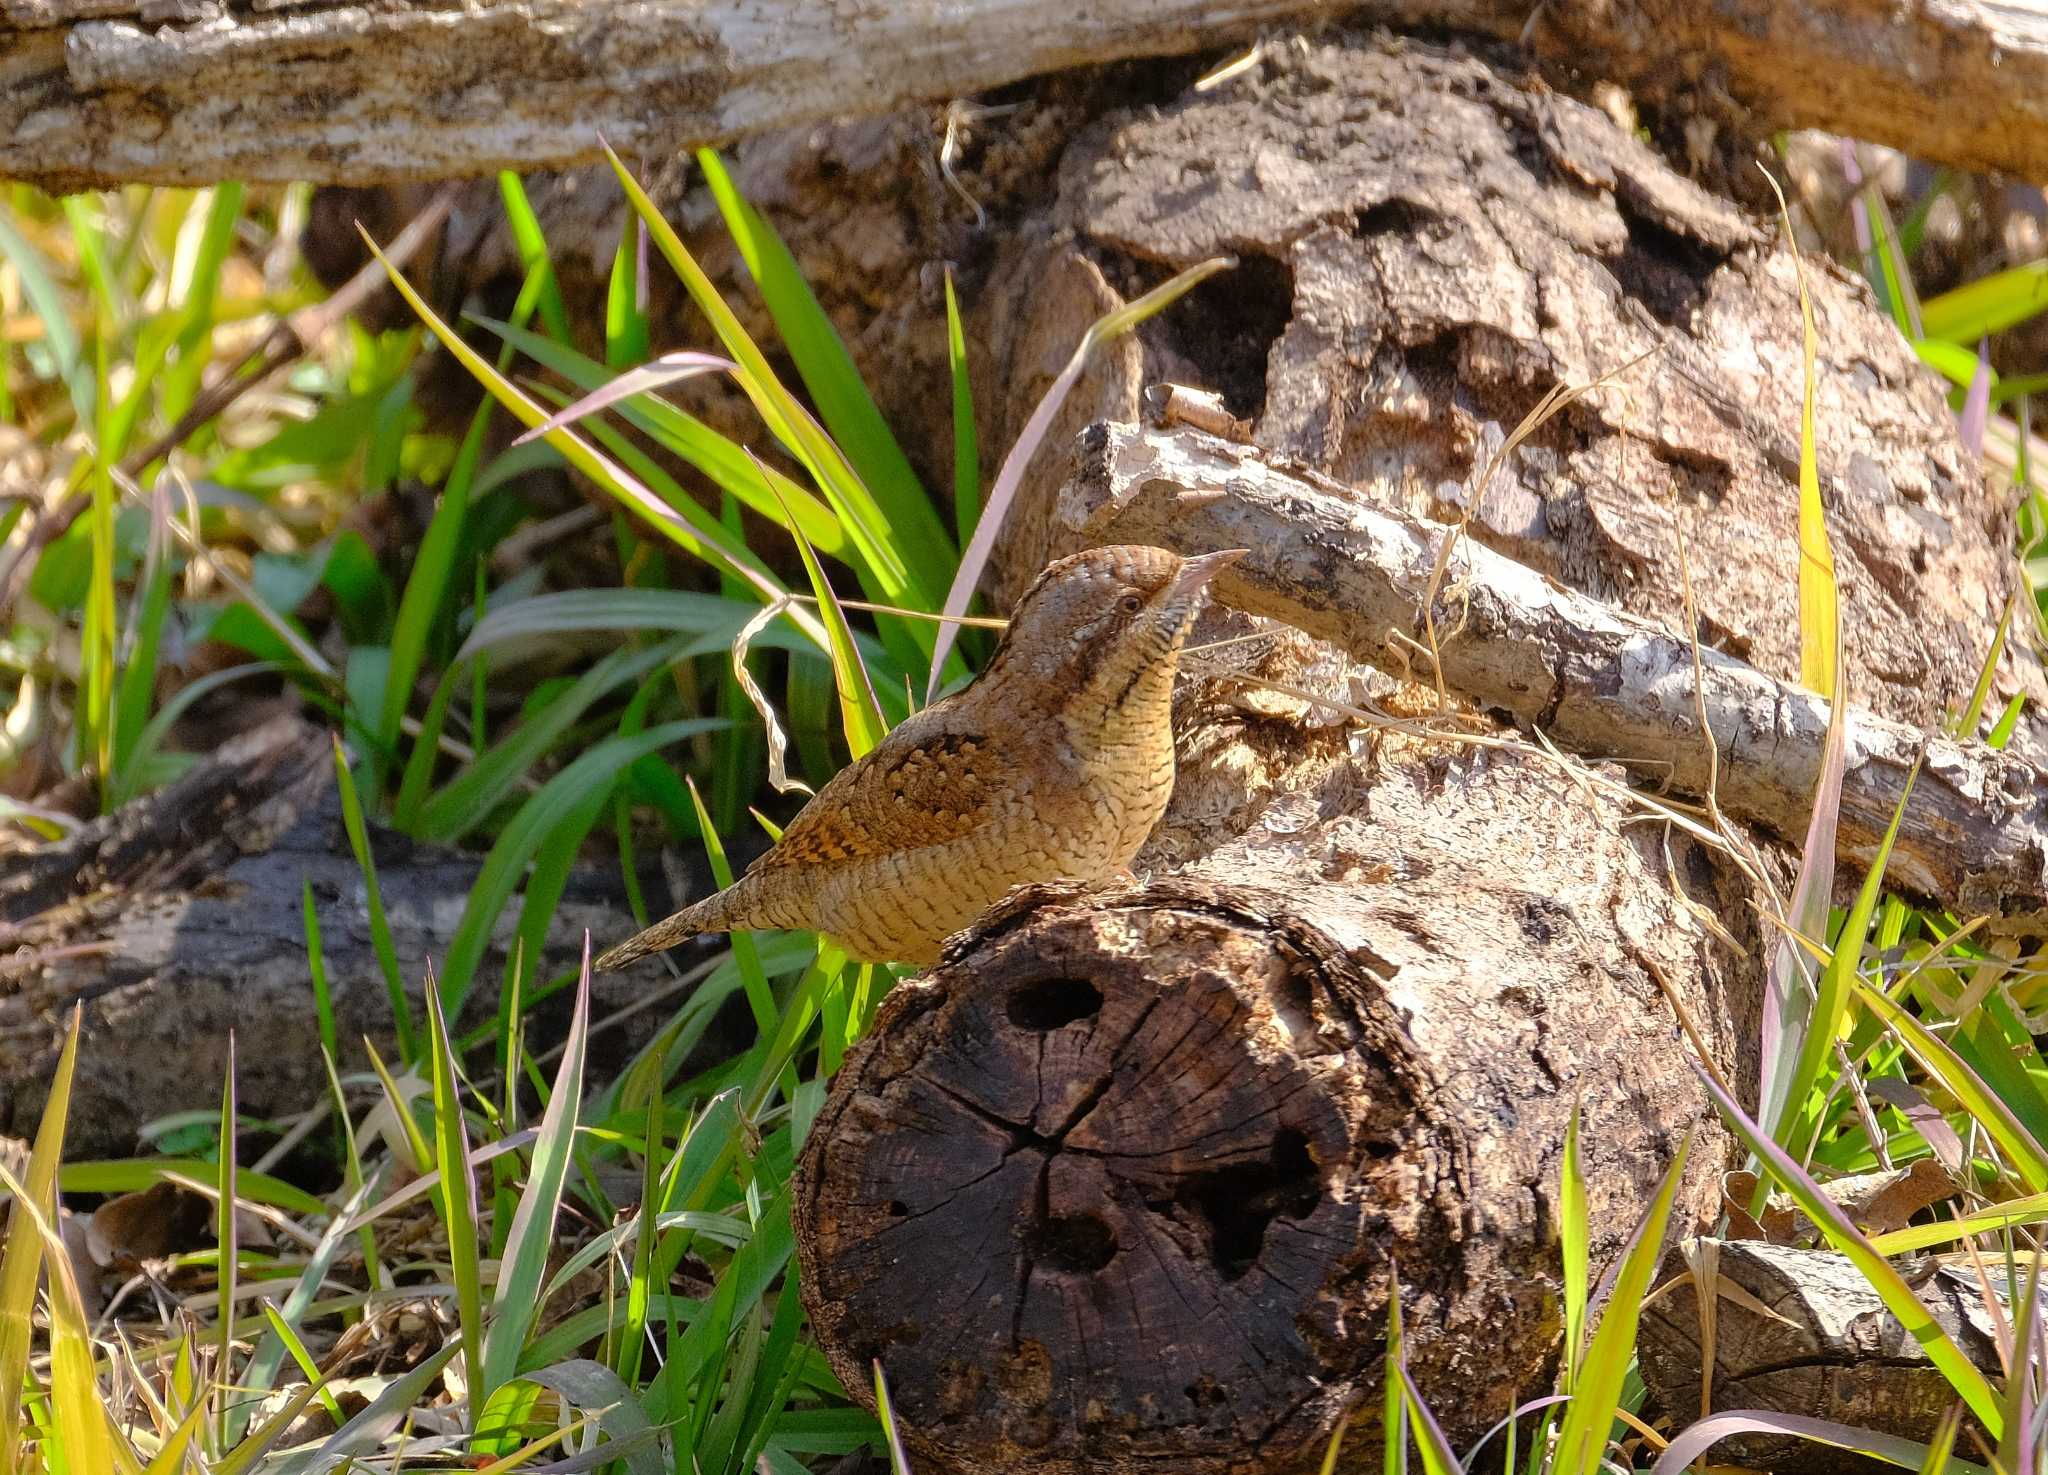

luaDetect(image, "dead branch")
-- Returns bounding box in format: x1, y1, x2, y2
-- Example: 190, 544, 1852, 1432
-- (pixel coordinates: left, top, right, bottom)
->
1063, 420, 2048, 925
5, 0, 2048, 188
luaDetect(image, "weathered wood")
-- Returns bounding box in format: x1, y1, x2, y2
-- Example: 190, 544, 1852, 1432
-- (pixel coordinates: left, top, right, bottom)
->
7, 0, 2048, 188
797, 731, 1761, 1471
0, 0, 1316, 190
1061, 420, 2048, 924
977, 33, 2044, 757
0, 716, 647, 1155
1639, 1239, 2017, 1470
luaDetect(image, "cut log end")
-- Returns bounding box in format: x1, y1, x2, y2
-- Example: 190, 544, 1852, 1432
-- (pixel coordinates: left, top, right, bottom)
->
794, 883, 1430, 1474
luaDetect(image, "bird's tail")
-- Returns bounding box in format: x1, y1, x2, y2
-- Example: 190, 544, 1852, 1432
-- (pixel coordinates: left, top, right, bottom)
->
594, 884, 748, 972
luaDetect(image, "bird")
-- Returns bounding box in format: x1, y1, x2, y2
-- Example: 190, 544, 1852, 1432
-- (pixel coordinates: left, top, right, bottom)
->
594, 543, 1244, 970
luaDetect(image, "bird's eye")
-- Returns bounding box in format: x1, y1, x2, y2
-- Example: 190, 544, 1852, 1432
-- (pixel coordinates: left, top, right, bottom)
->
1119, 594, 1143, 614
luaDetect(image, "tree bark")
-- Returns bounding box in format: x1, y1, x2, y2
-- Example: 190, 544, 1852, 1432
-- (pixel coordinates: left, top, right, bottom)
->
0, 716, 648, 1155
7, 0, 2048, 189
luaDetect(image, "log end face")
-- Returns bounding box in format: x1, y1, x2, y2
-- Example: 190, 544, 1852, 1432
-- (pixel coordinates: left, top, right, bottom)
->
795, 885, 1420, 1474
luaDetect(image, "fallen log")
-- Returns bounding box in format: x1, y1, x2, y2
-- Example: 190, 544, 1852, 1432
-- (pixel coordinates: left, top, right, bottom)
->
795, 736, 1762, 1471
8, 0, 2048, 188
784, 32, 2040, 1471
1059, 421, 2048, 925
1638, 1239, 2017, 1471
0, 715, 648, 1155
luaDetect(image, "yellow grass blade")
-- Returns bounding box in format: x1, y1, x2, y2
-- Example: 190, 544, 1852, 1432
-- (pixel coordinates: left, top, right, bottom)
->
0, 1005, 81, 1475
1762, 170, 1839, 697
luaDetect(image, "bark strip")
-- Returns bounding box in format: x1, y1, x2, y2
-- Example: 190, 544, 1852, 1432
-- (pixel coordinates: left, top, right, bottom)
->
1061, 420, 2048, 924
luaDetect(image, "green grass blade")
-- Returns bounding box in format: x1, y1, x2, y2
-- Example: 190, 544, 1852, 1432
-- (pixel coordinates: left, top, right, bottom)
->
56, 1158, 326, 1218
603, 146, 935, 656
0, 207, 90, 423
699, 149, 952, 585
1989, 692, 2027, 749
111, 497, 175, 788
435, 717, 725, 1017
360, 229, 820, 634
303, 877, 338, 1063
110, 662, 288, 811
1922, 258, 2048, 342
333, 734, 419, 1062
1559, 1101, 1589, 1393
471, 319, 846, 558
1781, 761, 1921, 1155
456, 587, 760, 662
607, 218, 652, 368
496, 173, 572, 345
424, 970, 485, 1416
1912, 337, 1984, 390
159, 183, 248, 431
1551, 1132, 1691, 1475
1384, 1278, 1408, 1475
924, 256, 1232, 697
238, 1178, 377, 1435
944, 269, 980, 547
1395, 1362, 1464, 1475
0, 1006, 81, 1475
1866, 1197, 2048, 1257
686, 776, 777, 1038
480, 943, 592, 1411
1957, 597, 2014, 740
0, 1157, 122, 1475
378, 396, 483, 761
215, 1033, 239, 1450
270, 1342, 460, 1475
873, 1360, 915, 1475
1856, 979, 2048, 1192
761, 456, 886, 756
414, 633, 698, 844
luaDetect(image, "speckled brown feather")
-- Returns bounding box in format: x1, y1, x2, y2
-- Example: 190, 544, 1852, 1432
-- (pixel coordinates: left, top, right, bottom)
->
595, 545, 1241, 969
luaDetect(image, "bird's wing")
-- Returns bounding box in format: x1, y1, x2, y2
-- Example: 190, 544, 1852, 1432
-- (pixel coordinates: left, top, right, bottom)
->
749, 717, 1009, 873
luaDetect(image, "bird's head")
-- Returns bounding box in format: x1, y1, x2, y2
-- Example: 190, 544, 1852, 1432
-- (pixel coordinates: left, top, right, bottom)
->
979, 544, 1244, 721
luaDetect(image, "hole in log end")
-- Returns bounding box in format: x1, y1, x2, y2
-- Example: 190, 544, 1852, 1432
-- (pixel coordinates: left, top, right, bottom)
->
1027, 1211, 1119, 1272
1005, 976, 1104, 1031
1178, 1127, 1323, 1279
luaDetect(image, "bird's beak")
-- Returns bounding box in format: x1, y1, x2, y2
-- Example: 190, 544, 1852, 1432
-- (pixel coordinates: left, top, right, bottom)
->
1170, 547, 1247, 599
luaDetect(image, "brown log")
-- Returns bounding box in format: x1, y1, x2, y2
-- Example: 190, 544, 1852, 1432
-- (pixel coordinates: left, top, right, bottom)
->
8, 0, 2048, 189
796, 730, 1763, 1472
0, 715, 651, 1155
1638, 1240, 2013, 1470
